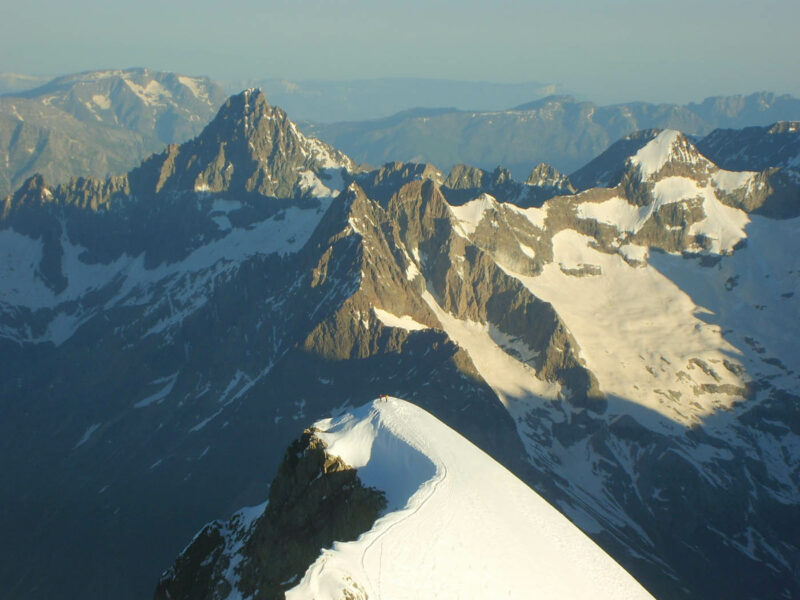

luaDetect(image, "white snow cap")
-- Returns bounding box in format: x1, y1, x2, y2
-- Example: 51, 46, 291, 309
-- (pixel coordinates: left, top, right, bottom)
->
289, 397, 654, 600
629, 130, 706, 179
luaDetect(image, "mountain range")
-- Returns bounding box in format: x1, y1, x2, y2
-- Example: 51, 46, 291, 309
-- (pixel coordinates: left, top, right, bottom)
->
0, 68, 227, 197
1, 88, 799, 599
218, 78, 564, 122
305, 92, 800, 177
4, 67, 800, 200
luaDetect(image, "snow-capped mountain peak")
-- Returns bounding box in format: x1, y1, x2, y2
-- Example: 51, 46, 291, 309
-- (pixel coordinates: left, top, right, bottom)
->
158, 398, 654, 600
627, 129, 712, 180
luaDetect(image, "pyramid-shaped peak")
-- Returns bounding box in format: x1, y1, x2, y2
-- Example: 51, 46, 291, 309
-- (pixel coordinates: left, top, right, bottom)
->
128, 88, 354, 198
2, 174, 50, 216
237, 87, 271, 114
228, 87, 270, 111
206, 87, 282, 135
628, 129, 709, 179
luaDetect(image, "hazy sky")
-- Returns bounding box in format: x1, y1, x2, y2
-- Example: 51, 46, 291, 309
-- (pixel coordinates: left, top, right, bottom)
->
1, 0, 798, 104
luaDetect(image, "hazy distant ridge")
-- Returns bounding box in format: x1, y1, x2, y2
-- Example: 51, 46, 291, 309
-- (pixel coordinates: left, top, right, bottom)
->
306, 92, 800, 176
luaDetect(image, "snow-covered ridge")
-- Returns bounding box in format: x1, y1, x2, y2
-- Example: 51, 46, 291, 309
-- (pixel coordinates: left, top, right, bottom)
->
628, 130, 709, 179
288, 398, 653, 599
629, 130, 682, 178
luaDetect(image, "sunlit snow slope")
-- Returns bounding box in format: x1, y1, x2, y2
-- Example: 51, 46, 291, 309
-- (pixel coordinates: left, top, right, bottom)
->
288, 397, 653, 600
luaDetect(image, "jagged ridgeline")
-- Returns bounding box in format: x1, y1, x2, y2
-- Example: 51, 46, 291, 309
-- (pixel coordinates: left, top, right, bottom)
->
0, 89, 799, 600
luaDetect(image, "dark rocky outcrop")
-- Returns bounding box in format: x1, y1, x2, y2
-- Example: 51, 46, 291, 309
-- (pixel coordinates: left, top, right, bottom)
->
154, 429, 386, 600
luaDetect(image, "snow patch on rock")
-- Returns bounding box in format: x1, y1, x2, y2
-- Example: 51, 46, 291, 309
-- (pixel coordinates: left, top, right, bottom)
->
91, 94, 111, 110
450, 193, 497, 236
372, 307, 427, 331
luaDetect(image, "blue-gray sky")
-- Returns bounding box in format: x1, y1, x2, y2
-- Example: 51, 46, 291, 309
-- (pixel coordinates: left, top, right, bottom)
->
1, 0, 798, 104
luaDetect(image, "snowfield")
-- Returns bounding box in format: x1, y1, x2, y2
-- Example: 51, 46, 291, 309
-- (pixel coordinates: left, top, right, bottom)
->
287, 398, 654, 600
0, 197, 333, 345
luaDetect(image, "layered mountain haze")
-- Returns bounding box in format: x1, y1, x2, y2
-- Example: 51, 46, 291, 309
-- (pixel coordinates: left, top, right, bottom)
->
4, 68, 799, 202
0, 72, 51, 95
697, 121, 800, 171
0, 68, 227, 197
305, 92, 800, 178
687, 94, 800, 130
2, 89, 799, 600
222, 78, 564, 122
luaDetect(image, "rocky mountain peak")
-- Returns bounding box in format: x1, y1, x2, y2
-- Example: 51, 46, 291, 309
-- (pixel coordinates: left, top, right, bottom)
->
11, 173, 49, 198
568, 130, 661, 191
355, 161, 443, 204
626, 129, 712, 181
203, 88, 274, 139
1, 174, 52, 217
443, 164, 487, 190
441, 164, 514, 194
570, 128, 718, 194
185, 88, 299, 162
490, 166, 513, 187
526, 163, 559, 184
525, 162, 575, 193
128, 88, 354, 198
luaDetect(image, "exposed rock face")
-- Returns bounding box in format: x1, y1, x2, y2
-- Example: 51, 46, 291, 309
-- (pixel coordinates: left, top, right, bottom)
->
526, 162, 575, 190
697, 121, 800, 171
131, 88, 355, 198
154, 429, 385, 600
443, 163, 487, 190
442, 162, 573, 208
1, 91, 799, 600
